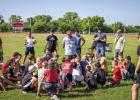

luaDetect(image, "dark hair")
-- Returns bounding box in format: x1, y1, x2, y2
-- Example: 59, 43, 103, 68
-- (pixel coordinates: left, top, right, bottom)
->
28, 54, 34, 60
12, 52, 19, 57
126, 56, 131, 60
72, 62, 77, 69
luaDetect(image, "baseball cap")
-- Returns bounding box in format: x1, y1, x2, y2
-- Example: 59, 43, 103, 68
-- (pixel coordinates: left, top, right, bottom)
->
28, 65, 36, 73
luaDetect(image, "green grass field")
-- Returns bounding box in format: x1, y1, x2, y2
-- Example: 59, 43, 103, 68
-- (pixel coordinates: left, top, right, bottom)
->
0, 33, 139, 100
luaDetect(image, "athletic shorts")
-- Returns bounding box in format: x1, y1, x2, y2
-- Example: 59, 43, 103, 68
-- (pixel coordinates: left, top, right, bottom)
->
48, 48, 57, 53
25, 47, 35, 56
134, 73, 140, 84
42, 82, 57, 94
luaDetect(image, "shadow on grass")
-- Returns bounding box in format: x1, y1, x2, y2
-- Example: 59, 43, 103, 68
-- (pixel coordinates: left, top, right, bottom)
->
59, 93, 92, 98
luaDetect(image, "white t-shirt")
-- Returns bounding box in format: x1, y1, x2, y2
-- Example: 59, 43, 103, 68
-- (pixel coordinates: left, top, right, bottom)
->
38, 68, 47, 82
72, 67, 83, 81
62, 36, 77, 55
115, 36, 125, 49
26, 37, 36, 47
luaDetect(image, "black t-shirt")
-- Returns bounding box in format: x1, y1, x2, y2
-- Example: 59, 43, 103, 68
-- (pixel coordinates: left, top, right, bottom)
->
23, 62, 32, 76
46, 35, 58, 50
137, 45, 140, 56
4, 66, 15, 79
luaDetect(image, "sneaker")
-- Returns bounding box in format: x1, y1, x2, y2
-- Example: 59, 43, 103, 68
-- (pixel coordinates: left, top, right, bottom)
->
22, 91, 27, 94
51, 95, 59, 100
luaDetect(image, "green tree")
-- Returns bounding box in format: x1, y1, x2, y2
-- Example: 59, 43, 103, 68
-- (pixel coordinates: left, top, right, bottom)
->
111, 22, 124, 32
0, 15, 5, 24
31, 22, 46, 32
9, 15, 22, 23
47, 20, 58, 32
82, 16, 105, 33
57, 12, 81, 32
0, 23, 11, 32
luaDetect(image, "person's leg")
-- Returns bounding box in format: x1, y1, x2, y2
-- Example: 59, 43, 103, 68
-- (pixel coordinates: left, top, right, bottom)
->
96, 46, 100, 56
67, 74, 73, 90
23, 47, 29, 64
0, 82, 5, 91
0, 51, 3, 63
76, 47, 81, 57
37, 82, 41, 96
3, 78, 16, 86
132, 83, 140, 100
100, 47, 105, 56
30, 47, 36, 63
114, 49, 119, 60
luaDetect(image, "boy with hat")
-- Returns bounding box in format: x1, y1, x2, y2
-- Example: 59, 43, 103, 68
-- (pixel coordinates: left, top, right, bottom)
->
22, 65, 37, 93
42, 59, 59, 100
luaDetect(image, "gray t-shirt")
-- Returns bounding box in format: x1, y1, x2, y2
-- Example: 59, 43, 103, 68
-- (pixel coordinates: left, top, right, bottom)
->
62, 36, 77, 55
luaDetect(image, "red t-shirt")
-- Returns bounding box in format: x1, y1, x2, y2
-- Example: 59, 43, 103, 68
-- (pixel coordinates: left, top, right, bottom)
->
113, 66, 121, 83
1, 58, 14, 75
1, 63, 8, 75
61, 61, 73, 74
44, 68, 58, 83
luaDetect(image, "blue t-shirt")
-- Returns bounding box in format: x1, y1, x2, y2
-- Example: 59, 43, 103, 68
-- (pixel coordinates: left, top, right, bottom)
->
74, 35, 81, 47
96, 33, 106, 47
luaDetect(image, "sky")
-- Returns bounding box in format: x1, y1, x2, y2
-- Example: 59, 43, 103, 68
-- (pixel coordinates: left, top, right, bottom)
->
0, 0, 140, 25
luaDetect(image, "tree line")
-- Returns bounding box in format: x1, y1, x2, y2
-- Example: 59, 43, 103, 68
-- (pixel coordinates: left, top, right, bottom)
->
0, 12, 140, 33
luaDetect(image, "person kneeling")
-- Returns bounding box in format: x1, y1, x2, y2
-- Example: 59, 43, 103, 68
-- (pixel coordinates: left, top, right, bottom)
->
22, 65, 37, 93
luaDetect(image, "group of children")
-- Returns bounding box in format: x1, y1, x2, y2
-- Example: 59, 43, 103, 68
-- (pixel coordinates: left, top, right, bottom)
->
0, 47, 136, 100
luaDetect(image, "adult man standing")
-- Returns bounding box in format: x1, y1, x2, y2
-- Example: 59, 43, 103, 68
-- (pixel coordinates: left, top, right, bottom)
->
94, 29, 107, 56
23, 31, 37, 64
62, 30, 77, 59
114, 29, 125, 60
44, 31, 58, 53
74, 30, 85, 57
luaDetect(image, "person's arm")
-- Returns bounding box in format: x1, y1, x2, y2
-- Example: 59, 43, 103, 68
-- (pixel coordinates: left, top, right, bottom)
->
56, 37, 58, 47
135, 57, 140, 74
100, 35, 107, 42
44, 41, 48, 53
114, 35, 118, 43
80, 37, 86, 47
121, 37, 125, 52
24, 37, 27, 45
62, 38, 65, 48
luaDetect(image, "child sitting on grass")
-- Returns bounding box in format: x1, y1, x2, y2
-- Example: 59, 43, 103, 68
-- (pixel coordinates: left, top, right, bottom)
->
42, 59, 59, 100
61, 56, 73, 90
22, 65, 37, 93
36, 61, 47, 97
72, 62, 84, 85
107, 60, 121, 86
85, 65, 97, 89
43, 48, 52, 62
118, 55, 125, 79
123, 56, 135, 80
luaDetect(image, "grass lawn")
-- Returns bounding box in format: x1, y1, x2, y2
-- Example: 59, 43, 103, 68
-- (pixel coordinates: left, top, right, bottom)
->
0, 32, 139, 100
